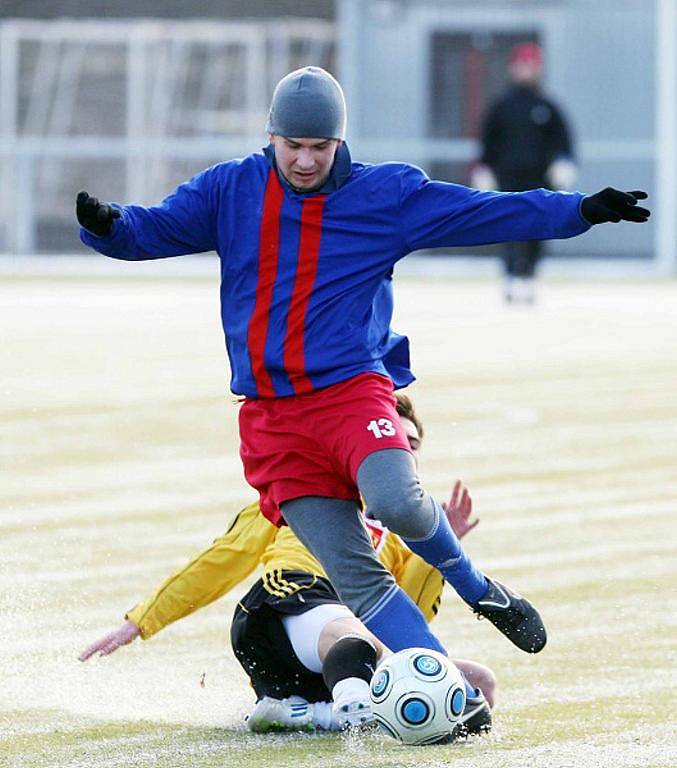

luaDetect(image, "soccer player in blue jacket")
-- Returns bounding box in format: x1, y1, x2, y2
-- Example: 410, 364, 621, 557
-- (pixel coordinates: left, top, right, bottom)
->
77, 67, 650, 659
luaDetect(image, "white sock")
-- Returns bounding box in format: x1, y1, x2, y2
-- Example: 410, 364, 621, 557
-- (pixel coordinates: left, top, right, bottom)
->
332, 677, 370, 707
311, 701, 335, 730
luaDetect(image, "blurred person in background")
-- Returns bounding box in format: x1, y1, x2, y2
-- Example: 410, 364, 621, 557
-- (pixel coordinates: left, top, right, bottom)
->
472, 42, 578, 303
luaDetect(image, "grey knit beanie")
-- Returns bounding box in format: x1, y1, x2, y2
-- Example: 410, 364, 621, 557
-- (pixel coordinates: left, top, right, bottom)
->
265, 66, 346, 139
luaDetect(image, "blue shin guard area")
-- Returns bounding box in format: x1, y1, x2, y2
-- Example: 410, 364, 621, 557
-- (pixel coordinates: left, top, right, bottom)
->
404, 500, 488, 604
362, 585, 446, 654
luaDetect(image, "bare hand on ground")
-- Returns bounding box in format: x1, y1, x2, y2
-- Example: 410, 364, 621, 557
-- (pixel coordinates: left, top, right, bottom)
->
79, 619, 140, 661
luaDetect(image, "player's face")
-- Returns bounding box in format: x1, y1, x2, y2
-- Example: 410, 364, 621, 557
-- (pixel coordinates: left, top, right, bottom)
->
270, 135, 341, 191
509, 60, 542, 86
399, 416, 422, 466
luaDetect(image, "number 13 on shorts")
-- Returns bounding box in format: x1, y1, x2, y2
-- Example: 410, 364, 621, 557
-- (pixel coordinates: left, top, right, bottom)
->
367, 418, 396, 439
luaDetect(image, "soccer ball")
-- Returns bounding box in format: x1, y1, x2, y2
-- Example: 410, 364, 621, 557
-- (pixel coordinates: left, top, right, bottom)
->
369, 648, 466, 746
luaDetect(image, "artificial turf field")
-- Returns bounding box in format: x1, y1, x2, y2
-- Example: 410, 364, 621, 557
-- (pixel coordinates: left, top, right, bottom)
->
1, 272, 676, 768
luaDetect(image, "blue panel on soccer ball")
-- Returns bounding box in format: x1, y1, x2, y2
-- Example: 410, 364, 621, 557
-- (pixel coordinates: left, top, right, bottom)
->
401, 698, 429, 724
451, 688, 465, 717
371, 670, 390, 697
414, 654, 442, 676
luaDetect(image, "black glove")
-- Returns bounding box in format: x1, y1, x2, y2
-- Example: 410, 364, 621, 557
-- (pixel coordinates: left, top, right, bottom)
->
581, 188, 650, 225
76, 190, 121, 236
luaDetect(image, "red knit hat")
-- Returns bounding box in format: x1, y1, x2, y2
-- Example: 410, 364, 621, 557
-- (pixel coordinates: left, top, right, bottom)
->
509, 42, 543, 67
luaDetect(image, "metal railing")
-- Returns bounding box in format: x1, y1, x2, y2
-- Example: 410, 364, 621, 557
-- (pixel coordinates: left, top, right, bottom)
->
0, 18, 335, 253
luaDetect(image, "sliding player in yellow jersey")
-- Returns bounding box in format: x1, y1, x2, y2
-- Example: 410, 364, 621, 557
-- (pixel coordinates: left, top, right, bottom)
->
80, 395, 495, 734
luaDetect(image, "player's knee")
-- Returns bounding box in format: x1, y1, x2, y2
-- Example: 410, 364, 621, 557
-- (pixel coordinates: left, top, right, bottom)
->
364, 484, 430, 537
357, 450, 433, 537
481, 667, 497, 708
471, 664, 497, 708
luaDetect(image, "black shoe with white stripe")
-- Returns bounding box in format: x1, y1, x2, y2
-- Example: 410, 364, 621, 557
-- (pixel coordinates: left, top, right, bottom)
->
470, 578, 547, 654
457, 689, 492, 737
428, 689, 492, 744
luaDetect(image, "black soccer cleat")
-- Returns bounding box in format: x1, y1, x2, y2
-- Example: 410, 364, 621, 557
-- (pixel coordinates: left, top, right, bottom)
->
427, 690, 492, 745
470, 578, 547, 654
457, 689, 492, 738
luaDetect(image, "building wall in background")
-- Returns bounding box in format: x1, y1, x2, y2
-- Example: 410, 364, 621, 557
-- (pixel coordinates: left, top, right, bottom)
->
0, 1, 334, 21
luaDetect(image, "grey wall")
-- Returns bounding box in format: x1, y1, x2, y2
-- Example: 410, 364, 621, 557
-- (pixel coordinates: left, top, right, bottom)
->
0, 1, 334, 20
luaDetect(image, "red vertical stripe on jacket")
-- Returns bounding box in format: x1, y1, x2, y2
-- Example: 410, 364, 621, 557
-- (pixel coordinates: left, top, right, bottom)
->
247, 171, 284, 398
284, 194, 326, 395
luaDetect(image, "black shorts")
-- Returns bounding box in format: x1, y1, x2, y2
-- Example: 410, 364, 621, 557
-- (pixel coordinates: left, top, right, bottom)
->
230, 570, 343, 703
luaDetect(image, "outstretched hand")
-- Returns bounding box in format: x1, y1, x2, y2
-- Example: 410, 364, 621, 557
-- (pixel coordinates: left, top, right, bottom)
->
441, 480, 479, 539
79, 619, 140, 661
76, 190, 121, 237
581, 188, 650, 225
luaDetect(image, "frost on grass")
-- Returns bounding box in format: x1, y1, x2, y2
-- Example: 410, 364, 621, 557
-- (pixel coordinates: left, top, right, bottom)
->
2, 278, 676, 768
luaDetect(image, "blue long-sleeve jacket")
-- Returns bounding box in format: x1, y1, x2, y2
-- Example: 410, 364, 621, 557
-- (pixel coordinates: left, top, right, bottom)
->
81, 145, 590, 398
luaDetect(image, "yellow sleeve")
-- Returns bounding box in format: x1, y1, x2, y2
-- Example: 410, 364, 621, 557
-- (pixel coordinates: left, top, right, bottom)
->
380, 533, 444, 623
126, 502, 275, 639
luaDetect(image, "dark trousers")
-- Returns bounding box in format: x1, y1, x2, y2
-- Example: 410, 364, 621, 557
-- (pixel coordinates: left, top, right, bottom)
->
504, 239, 542, 278
499, 171, 547, 278
230, 572, 339, 702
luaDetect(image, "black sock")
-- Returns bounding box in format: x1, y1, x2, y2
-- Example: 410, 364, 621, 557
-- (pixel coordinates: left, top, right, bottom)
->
322, 636, 377, 691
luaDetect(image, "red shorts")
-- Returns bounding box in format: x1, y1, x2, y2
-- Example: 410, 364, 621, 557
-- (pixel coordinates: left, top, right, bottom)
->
239, 373, 412, 526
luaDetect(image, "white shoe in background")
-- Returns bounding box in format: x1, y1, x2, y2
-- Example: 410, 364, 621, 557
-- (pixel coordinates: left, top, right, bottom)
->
504, 276, 536, 304
245, 695, 315, 733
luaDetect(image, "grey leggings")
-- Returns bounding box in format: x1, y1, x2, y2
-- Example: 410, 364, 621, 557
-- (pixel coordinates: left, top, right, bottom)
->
281, 448, 437, 617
